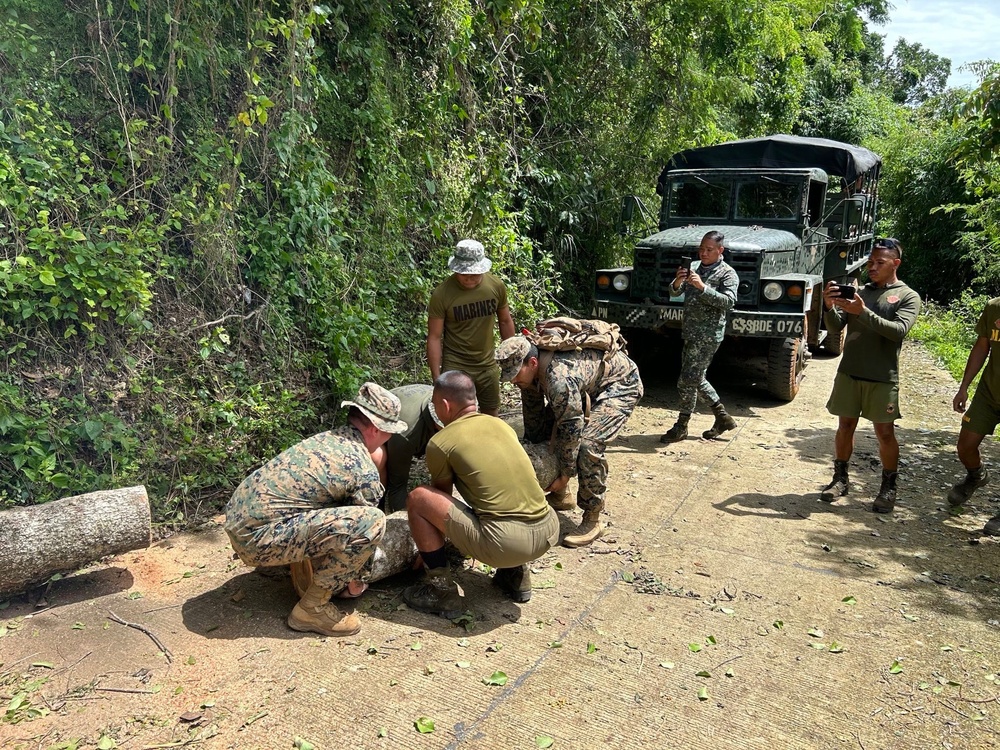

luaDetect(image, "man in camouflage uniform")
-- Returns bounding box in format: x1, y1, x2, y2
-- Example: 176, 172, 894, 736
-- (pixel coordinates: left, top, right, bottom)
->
496, 335, 643, 547
660, 230, 740, 443
224, 383, 407, 637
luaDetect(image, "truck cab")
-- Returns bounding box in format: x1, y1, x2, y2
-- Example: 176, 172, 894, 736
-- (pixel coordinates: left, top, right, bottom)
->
593, 135, 881, 400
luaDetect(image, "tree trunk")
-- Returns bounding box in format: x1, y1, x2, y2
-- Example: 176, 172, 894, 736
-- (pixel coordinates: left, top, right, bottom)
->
0, 486, 152, 597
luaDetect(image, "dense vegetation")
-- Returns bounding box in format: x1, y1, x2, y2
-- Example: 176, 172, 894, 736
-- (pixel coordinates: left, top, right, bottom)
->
0, 0, 997, 521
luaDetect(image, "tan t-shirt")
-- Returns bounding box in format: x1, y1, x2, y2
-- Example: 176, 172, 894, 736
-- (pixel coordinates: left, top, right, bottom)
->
427, 273, 508, 369
427, 413, 549, 522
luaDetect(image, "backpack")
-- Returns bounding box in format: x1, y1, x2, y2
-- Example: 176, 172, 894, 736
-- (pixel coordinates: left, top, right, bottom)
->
525, 317, 628, 359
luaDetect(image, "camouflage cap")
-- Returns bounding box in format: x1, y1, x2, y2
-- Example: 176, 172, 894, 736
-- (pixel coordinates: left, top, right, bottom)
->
496, 335, 532, 382
447, 239, 492, 274
342, 382, 408, 434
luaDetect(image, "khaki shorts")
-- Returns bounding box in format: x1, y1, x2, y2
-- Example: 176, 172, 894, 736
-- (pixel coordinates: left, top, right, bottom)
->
962, 391, 1000, 436
826, 372, 901, 423
445, 502, 560, 569
442, 360, 500, 413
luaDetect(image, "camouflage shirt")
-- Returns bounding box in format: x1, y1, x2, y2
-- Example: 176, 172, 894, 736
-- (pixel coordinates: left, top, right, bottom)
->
677, 259, 738, 343
225, 425, 384, 537
521, 349, 642, 477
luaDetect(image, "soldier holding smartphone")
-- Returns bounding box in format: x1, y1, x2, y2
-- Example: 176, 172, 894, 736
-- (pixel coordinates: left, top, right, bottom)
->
820, 239, 921, 513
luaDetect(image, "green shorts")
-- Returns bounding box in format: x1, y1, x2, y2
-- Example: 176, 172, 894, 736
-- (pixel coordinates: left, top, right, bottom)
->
445, 501, 560, 569
442, 360, 500, 413
826, 372, 901, 423
962, 391, 1000, 436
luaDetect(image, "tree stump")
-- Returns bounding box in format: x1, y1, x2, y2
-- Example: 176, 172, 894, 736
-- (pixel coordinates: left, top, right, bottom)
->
0, 486, 152, 597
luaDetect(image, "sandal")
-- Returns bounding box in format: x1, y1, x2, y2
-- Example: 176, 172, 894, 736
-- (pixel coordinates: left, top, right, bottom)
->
335, 581, 368, 599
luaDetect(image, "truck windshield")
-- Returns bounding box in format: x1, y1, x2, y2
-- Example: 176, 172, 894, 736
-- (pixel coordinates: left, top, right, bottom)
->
667, 179, 729, 219
735, 181, 801, 220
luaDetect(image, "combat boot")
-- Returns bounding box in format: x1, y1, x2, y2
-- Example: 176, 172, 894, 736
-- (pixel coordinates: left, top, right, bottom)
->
403, 567, 465, 619
947, 465, 989, 507
703, 402, 737, 439
983, 514, 1000, 536
562, 508, 604, 548
493, 564, 532, 603
660, 413, 690, 444
872, 470, 898, 514
546, 489, 576, 511
821, 460, 850, 503
287, 582, 361, 637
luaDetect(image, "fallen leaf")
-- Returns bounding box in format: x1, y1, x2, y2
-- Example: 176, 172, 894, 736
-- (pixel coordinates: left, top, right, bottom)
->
97, 736, 116, 750
724, 668, 735, 677
548, 641, 563, 649
483, 671, 508, 686
695, 670, 711, 678
688, 643, 702, 653
841, 596, 857, 605
457, 638, 470, 647
697, 687, 709, 701
889, 661, 904, 674
294, 737, 315, 749
32, 662, 54, 669
179, 711, 202, 722
378, 727, 388, 738
807, 628, 824, 638
586, 642, 597, 654
659, 661, 674, 669
414, 717, 435, 734
455, 661, 471, 669
773, 620, 784, 630
828, 642, 844, 653
410, 642, 422, 651
424, 665, 436, 675
536, 736, 555, 748
72, 622, 85, 630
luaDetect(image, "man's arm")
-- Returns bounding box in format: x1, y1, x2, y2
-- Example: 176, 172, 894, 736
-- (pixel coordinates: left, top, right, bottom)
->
954, 336, 991, 412
426, 316, 445, 380
850, 291, 921, 342
497, 304, 516, 340
546, 365, 585, 477
691, 267, 738, 310
426, 442, 454, 496
521, 386, 551, 444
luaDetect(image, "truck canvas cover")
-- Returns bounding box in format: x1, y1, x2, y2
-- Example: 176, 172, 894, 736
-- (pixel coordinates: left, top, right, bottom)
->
657, 135, 882, 195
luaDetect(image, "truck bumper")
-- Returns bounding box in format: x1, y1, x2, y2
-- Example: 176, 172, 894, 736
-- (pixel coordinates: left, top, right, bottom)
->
592, 301, 805, 338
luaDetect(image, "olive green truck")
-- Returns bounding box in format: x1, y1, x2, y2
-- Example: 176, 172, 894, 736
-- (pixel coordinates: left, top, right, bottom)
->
592, 134, 881, 400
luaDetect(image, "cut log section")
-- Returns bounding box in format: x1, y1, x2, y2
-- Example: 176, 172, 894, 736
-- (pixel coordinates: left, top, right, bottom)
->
0, 486, 152, 598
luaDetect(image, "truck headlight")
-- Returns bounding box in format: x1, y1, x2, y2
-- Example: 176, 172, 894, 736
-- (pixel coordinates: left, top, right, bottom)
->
596, 274, 611, 290
763, 282, 783, 301
612, 273, 630, 291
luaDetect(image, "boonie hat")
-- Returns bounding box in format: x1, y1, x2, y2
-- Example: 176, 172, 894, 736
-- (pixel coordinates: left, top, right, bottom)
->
342, 382, 408, 434
496, 336, 532, 382
447, 239, 492, 274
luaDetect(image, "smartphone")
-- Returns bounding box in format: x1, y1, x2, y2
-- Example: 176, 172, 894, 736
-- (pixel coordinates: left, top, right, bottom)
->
680, 257, 693, 270
835, 283, 856, 299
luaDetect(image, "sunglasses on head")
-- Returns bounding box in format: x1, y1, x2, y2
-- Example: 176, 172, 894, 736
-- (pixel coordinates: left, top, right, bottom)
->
874, 237, 899, 249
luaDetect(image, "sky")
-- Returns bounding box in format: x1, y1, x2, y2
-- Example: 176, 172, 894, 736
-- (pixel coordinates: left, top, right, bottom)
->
873, 0, 998, 89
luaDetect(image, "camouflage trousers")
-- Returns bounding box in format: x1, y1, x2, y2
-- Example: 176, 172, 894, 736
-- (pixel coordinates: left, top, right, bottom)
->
577, 368, 644, 511
676, 337, 722, 414
226, 506, 386, 594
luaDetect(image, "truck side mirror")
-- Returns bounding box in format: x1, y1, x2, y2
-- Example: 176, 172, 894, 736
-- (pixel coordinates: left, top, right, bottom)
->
843, 196, 865, 238
618, 195, 637, 235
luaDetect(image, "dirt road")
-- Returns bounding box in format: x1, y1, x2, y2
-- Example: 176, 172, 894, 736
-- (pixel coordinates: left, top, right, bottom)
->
3, 342, 1000, 749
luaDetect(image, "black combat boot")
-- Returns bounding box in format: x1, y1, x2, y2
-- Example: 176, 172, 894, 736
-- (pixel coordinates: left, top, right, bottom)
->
703, 401, 738, 439
947, 465, 989, 507
660, 413, 690, 444
872, 470, 898, 514
821, 460, 850, 503
493, 565, 532, 603
983, 513, 1000, 536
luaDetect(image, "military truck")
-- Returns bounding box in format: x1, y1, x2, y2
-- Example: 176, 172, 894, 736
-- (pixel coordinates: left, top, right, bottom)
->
592, 135, 881, 400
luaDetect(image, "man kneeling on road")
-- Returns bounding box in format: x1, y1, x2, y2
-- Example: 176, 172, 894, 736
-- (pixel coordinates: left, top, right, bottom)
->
225, 383, 407, 637
403, 371, 560, 618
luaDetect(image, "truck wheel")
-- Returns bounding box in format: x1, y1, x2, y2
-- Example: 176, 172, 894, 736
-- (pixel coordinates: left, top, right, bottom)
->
823, 326, 846, 356
767, 325, 808, 401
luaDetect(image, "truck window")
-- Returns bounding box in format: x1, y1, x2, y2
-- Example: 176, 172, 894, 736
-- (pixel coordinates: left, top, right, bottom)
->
668, 179, 729, 219
735, 181, 801, 220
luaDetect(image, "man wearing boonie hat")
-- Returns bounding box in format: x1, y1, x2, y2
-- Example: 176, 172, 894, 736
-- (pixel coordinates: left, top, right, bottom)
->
496, 333, 643, 548
426, 239, 516, 416
224, 382, 407, 637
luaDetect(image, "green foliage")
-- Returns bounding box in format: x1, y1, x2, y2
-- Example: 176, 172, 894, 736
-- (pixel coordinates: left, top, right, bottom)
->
909, 293, 987, 386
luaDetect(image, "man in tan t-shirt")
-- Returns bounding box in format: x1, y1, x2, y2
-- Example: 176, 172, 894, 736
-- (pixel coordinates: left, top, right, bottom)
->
426, 239, 516, 416
402, 371, 560, 618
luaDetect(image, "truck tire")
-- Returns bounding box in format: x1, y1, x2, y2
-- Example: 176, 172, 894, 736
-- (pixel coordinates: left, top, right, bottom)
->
823, 325, 846, 356
767, 322, 808, 401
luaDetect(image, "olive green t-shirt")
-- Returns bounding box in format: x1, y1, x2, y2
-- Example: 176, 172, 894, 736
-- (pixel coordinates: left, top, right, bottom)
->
426, 412, 548, 522
974, 297, 1000, 405
428, 273, 508, 369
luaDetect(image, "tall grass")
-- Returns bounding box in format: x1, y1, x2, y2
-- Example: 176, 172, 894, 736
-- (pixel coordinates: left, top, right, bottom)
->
909, 292, 989, 390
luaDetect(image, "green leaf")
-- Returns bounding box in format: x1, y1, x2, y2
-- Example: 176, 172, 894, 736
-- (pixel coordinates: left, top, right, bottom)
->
903, 614, 918, 622
621, 571, 635, 583
457, 638, 470, 647
940, 645, 954, 652
486, 643, 503, 652
547, 641, 563, 648
720, 607, 735, 615
842, 596, 857, 605
889, 661, 904, 674
97, 736, 116, 749
293, 737, 315, 749
536, 736, 555, 748
410, 642, 422, 650
586, 642, 597, 654
414, 717, 435, 733
807, 628, 824, 638
72, 622, 85, 630
455, 661, 471, 669
706, 635, 717, 645
688, 643, 702, 653
186, 656, 196, 665
725, 668, 735, 677
697, 687, 709, 701
483, 671, 508, 686
773, 620, 784, 630
39, 269, 56, 286
378, 727, 388, 738
554, 562, 563, 571
828, 642, 844, 653
695, 670, 711, 678
32, 661, 54, 668
809, 643, 828, 650
659, 661, 674, 669
424, 665, 436, 675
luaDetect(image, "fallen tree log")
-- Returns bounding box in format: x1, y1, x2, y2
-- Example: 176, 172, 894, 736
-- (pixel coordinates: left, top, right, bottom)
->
0, 486, 152, 598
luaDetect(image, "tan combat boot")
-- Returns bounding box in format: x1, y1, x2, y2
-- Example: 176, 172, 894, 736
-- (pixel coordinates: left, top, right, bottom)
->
546, 489, 576, 511
287, 582, 362, 637
562, 508, 604, 548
